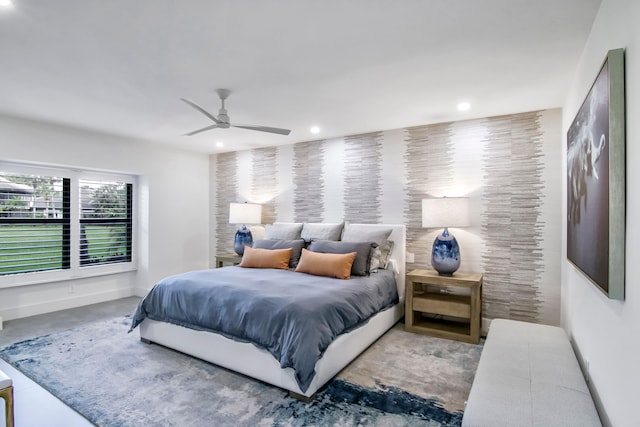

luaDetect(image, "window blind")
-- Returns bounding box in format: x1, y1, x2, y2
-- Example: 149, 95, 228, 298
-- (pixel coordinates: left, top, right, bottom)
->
79, 180, 132, 267
0, 173, 70, 275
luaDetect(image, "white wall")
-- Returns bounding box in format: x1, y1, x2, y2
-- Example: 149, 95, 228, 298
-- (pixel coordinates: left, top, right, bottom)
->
562, 0, 640, 425
0, 115, 210, 320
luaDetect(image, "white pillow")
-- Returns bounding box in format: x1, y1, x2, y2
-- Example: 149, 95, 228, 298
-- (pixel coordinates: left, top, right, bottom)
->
264, 223, 303, 240
300, 222, 344, 242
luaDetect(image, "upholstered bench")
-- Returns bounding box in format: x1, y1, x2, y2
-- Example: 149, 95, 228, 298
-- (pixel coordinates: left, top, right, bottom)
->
462, 319, 601, 427
0, 369, 13, 427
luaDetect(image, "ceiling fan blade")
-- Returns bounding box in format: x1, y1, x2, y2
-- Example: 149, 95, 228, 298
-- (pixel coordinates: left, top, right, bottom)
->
232, 124, 291, 135
180, 98, 221, 124
183, 124, 219, 136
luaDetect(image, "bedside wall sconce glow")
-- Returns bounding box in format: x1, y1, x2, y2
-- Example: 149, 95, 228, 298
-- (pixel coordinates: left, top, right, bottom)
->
422, 197, 470, 276
229, 202, 262, 256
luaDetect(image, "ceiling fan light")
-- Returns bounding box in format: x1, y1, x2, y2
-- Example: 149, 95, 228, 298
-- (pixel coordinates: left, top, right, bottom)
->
310, 126, 320, 134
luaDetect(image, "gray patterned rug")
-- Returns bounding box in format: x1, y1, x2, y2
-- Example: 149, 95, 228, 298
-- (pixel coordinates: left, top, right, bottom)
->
0, 316, 482, 426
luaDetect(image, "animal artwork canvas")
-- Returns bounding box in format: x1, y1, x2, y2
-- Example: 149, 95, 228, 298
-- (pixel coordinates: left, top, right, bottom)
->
567, 48, 625, 299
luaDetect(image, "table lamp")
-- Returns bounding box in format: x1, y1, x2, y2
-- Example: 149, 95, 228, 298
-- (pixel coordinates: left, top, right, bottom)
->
422, 197, 470, 276
229, 202, 262, 256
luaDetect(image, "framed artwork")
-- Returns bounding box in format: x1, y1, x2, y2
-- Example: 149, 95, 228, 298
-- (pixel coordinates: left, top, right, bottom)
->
567, 48, 625, 299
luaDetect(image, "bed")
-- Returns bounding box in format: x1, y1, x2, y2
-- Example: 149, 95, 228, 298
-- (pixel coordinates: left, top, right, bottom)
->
131, 223, 406, 398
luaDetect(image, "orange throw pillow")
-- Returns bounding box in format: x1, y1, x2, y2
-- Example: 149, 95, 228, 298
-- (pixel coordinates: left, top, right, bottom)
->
239, 246, 292, 270
295, 249, 357, 280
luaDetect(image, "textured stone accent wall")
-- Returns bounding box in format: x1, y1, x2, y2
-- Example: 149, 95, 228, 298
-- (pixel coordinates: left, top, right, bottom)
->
215, 151, 238, 255
343, 132, 384, 224
210, 109, 559, 324
293, 140, 325, 222
481, 112, 545, 322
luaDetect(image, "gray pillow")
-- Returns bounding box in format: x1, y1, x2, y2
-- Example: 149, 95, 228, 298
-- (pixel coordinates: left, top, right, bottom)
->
341, 226, 393, 270
300, 222, 344, 242
264, 223, 303, 240
308, 240, 375, 276
252, 239, 305, 268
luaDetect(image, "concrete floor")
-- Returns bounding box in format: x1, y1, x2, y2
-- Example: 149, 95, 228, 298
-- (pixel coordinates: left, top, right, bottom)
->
0, 297, 140, 427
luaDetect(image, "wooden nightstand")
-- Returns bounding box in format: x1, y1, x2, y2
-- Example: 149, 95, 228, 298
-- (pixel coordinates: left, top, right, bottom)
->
215, 254, 242, 268
405, 269, 483, 344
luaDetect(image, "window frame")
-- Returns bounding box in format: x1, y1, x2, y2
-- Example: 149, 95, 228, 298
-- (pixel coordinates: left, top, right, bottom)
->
0, 162, 137, 289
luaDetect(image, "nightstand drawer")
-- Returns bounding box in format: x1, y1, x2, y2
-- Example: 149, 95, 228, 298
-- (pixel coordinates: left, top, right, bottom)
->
412, 294, 471, 318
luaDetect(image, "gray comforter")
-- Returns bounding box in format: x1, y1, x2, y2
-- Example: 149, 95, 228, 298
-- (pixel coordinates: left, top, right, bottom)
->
130, 266, 398, 392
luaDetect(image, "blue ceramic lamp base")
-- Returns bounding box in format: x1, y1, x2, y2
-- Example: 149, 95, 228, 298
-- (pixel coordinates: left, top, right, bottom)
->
431, 227, 461, 276
234, 225, 253, 256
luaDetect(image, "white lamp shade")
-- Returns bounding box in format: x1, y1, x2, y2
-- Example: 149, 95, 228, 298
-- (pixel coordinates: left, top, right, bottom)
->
229, 202, 262, 225
422, 197, 470, 228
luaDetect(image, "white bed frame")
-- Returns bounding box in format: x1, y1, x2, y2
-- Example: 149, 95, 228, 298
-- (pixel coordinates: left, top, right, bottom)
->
139, 224, 406, 398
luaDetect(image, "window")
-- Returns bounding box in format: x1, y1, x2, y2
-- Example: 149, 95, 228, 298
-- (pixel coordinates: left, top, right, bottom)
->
79, 180, 132, 267
0, 163, 135, 285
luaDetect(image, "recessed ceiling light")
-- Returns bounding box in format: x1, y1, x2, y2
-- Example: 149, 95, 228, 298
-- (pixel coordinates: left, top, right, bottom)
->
310, 126, 320, 134
215, 141, 224, 148
457, 102, 471, 111
0, 0, 13, 7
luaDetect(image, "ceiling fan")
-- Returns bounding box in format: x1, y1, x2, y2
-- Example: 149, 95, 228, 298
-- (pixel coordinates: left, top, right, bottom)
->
181, 89, 291, 136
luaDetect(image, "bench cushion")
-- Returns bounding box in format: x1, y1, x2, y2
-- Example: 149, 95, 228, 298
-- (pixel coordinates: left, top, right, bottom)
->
462, 319, 601, 427
0, 369, 11, 389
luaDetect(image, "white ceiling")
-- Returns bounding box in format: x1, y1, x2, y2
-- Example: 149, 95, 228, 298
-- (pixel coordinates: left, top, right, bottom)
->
0, 0, 601, 153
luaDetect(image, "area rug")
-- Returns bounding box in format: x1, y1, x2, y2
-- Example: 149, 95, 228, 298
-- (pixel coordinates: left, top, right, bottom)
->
0, 316, 482, 427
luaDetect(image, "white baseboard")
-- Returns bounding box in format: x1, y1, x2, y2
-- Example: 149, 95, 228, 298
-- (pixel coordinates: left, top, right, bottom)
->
133, 286, 151, 298
0, 288, 135, 321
